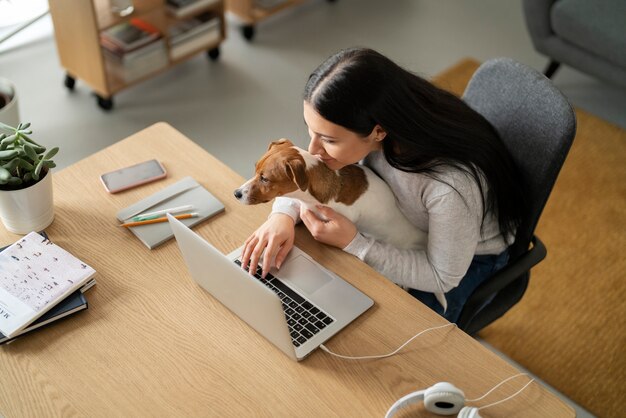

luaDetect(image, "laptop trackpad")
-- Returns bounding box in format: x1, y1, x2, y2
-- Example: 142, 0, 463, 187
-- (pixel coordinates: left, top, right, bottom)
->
277, 255, 332, 294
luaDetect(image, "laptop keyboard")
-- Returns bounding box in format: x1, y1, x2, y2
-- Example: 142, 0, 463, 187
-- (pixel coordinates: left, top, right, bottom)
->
234, 260, 334, 347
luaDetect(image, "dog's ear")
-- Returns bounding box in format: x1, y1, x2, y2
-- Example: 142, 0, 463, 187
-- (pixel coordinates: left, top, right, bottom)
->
285, 158, 308, 191
267, 138, 293, 151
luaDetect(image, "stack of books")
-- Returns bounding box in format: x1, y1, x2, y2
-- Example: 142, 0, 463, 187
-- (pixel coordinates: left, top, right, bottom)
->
0, 232, 97, 345
166, 0, 221, 19
100, 18, 168, 83
167, 12, 221, 60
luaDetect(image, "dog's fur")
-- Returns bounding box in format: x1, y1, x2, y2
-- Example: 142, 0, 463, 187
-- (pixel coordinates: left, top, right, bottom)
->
234, 139, 426, 250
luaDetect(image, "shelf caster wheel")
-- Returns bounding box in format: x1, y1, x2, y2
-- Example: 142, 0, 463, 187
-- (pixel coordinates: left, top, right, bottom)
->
242, 24, 255, 41
64, 74, 76, 91
96, 94, 113, 111
207, 47, 220, 61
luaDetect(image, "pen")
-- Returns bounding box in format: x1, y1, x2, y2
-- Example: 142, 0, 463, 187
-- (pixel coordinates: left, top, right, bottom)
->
130, 204, 194, 222
120, 213, 199, 228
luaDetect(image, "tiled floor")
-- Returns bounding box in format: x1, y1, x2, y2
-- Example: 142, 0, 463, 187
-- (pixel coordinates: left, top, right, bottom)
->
2, 1, 619, 415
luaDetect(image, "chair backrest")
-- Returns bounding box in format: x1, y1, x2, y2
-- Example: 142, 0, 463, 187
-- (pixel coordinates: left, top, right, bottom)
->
462, 58, 576, 261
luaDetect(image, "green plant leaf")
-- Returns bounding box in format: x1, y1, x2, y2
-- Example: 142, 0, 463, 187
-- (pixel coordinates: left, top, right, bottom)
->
42, 160, 56, 168
7, 177, 22, 186
20, 122, 31, 130
23, 143, 38, 161
43, 147, 59, 160
1, 134, 16, 146
17, 159, 34, 170
34, 159, 44, 178
0, 166, 10, 181
0, 149, 18, 160
2, 157, 19, 171
20, 134, 42, 147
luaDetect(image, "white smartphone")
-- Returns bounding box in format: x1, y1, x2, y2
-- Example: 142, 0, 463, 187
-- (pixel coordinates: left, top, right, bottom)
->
100, 159, 167, 193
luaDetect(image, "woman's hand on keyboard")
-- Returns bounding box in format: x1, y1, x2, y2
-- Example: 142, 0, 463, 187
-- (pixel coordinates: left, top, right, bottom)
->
241, 213, 296, 278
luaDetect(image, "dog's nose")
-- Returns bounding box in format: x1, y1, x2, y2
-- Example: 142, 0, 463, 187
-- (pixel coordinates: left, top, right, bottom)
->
234, 188, 243, 199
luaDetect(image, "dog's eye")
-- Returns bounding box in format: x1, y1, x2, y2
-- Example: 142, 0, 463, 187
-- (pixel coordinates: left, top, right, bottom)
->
259, 175, 269, 183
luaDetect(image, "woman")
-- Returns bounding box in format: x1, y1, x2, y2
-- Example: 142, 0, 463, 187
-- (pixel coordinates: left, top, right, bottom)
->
241, 47, 526, 323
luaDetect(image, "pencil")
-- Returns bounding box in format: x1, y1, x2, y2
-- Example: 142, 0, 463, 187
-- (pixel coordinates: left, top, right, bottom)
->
119, 213, 199, 228
130, 204, 194, 221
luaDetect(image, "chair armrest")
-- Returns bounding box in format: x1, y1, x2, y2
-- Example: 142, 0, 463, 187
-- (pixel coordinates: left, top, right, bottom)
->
463, 235, 546, 314
522, 0, 558, 41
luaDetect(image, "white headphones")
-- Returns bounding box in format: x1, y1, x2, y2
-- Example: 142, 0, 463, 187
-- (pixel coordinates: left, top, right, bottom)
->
385, 382, 481, 417
319, 324, 532, 417
385, 373, 536, 418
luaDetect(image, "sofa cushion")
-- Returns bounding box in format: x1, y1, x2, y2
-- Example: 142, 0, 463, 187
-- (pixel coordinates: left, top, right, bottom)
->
551, 0, 626, 68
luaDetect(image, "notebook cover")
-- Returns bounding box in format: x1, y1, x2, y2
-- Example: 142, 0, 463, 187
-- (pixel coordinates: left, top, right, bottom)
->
0, 235, 94, 345
0, 233, 97, 338
0, 290, 88, 345
116, 176, 225, 249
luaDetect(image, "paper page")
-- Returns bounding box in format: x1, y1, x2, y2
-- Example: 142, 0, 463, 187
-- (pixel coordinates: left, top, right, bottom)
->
0, 232, 96, 337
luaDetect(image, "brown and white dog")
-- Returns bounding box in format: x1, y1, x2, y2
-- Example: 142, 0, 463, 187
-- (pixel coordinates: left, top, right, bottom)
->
234, 139, 426, 250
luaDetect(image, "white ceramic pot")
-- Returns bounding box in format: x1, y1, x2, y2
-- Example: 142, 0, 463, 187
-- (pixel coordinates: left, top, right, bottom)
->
0, 78, 19, 128
0, 170, 55, 234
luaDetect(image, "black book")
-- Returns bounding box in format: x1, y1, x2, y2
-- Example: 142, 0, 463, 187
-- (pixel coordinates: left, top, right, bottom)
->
0, 290, 87, 345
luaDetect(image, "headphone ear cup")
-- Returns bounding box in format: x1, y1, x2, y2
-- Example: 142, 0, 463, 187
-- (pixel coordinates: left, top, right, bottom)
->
423, 382, 466, 415
458, 406, 481, 418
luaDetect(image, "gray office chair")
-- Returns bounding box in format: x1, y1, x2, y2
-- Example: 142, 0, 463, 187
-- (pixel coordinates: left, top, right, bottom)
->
457, 58, 577, 335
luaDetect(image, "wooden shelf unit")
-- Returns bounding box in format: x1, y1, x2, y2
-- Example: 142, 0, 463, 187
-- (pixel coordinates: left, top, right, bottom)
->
227, 0, 304, 24
227, 0, 332, 40
48, 0, 227, 109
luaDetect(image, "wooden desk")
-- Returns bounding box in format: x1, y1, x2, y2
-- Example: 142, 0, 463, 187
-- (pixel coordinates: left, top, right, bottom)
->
0, 123, 573, 417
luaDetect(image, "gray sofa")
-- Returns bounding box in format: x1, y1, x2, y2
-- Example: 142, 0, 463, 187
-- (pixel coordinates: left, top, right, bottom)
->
522, 0, 626, 87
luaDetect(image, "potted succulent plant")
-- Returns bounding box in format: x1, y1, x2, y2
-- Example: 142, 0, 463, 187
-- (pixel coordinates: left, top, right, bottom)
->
0, 121, 58, 234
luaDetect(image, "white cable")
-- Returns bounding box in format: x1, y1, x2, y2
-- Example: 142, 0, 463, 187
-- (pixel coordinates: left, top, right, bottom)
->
319, 322, 456, 360
477, 378, 535, 411
466, 372, 529, 402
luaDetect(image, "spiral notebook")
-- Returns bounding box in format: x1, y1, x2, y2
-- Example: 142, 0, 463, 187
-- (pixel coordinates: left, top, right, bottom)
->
116, 176, 225, 249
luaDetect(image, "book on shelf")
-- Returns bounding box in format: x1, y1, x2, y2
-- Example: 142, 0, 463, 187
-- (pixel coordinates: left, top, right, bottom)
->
100, 18, 161, 53
168, 12, 219, 45
166, 0, 221, 19
102, 37, 166, 64
0, 232, 96, 340
103, 38, 168, 83
168, 13, 221, 60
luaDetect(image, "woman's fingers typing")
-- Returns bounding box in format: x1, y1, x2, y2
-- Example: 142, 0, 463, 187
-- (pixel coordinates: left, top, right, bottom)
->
240, 213, 296, 278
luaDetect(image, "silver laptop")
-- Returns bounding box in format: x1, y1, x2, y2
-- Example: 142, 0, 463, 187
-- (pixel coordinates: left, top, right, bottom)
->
167, 214, 373, 361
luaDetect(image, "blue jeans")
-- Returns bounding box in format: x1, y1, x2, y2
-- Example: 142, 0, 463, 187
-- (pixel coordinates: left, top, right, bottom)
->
408, 251, 509, 323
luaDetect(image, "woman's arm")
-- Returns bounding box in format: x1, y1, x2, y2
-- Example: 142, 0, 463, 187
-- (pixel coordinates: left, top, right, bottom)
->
302, 188, 482, 295
346, 189, 481, 293
271, 197, 302, 223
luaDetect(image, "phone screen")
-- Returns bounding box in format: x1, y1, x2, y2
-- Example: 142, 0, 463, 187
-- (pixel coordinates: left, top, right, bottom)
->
100, 159, 166, 193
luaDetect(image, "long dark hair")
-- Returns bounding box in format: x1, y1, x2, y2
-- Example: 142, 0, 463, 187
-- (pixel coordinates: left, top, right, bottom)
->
303, 47, 526, 239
